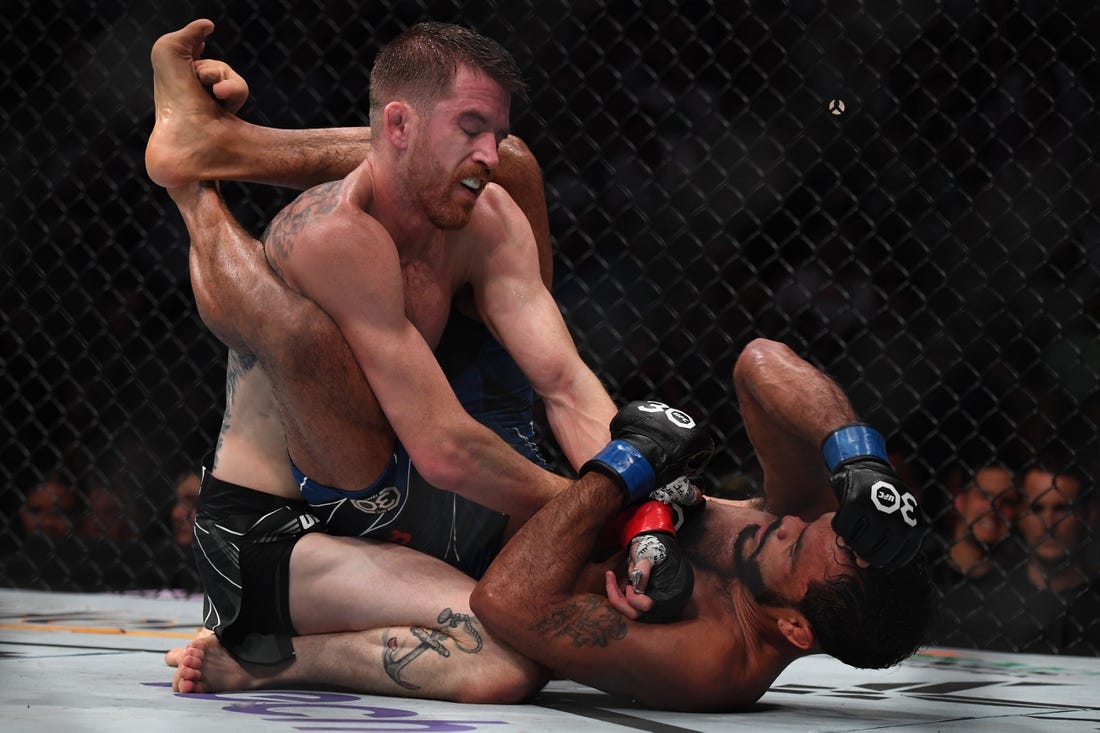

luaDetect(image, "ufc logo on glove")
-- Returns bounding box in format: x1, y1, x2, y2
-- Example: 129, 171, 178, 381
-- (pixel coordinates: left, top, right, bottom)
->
870, 480, 920, 528
822, 423, 926, 567
635, 401, 697, 429
582, 401, 713, 505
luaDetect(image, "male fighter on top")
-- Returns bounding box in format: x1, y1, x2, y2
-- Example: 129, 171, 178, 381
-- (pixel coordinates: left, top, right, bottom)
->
151, 18, 612, 701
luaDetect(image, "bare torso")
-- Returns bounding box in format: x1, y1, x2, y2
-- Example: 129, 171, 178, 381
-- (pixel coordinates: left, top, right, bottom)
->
208, 158, 516, 499
673, 499, 795, 708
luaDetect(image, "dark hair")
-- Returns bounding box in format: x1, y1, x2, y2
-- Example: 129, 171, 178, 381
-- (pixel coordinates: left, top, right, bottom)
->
1025, 445, 1090, 499
369, 22, 526, 127
800, 552, 934, 669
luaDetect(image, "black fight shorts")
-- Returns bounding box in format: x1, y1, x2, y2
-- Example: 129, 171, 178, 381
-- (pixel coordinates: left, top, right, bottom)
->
192, 468, 320, 664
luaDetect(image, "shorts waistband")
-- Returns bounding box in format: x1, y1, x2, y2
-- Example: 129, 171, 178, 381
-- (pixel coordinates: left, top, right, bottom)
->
291, 447, 406, 505
198, 467, 310, 516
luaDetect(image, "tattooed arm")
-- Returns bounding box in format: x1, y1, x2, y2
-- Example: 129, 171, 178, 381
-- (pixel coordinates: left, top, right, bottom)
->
471, 472, 755, 711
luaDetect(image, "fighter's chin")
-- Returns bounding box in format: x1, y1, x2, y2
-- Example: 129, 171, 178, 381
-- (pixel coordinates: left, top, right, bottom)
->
429, 204, 475, 230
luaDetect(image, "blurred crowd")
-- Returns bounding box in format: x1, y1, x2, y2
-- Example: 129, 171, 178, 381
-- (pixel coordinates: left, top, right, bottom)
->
11, 434, 1098, 656
929, 451, 1099, 655
9, 469, 201, 593
710, 441, 1100, 656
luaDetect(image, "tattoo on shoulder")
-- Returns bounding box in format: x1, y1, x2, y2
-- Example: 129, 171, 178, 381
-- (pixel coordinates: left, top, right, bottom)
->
263, 182, 342, 279
530, 596, 627, 648
381, 608, 484, 690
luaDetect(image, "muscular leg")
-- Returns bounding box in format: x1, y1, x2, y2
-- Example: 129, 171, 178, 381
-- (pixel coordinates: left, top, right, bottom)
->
150, 19, 563, 490
152, 21, 556, 695
166, 179, 547, 696
175, 536, 545, 702
172, 176, 393, 485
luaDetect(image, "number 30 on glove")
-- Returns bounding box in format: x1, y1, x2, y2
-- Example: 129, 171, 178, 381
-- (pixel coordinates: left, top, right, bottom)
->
822, 423, 925, 568
582, 400, 714, 505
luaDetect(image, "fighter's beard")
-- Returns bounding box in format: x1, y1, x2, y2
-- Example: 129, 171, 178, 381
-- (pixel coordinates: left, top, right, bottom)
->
733, 521, 792, 609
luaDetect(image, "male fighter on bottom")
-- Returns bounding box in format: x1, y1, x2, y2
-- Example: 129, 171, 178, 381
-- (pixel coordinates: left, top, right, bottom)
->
474, 338, 932, 710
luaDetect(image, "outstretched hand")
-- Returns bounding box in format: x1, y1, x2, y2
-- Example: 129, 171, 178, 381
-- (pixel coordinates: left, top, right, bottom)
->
604, 569, 655, 620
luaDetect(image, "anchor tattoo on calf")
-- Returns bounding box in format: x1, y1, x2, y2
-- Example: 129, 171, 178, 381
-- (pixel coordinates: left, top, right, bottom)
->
382, 608, 484, 689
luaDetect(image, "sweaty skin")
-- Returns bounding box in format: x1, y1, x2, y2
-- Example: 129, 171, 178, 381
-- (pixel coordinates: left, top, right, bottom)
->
473, 339, 919, 712
151, 23, 928, 710
148, 20, 623, 699
150, 22, 610, 512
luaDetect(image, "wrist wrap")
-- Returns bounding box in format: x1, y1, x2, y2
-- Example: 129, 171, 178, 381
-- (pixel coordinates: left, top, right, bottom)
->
581, 439, 655, 504
822, 423, 888, 472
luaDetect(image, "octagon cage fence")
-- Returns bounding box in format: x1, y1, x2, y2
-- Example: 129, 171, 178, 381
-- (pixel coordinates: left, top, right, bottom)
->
3, 0, 1098, 657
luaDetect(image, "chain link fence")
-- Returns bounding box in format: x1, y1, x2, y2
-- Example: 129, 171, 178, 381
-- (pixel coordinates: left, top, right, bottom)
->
3, 1, 1098, 655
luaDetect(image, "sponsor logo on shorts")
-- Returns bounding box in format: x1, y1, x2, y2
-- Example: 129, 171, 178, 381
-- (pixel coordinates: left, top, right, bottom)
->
350, 486, 401, 514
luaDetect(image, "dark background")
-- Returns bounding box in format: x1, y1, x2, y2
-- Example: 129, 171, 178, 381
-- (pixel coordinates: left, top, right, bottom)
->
2, 0, 1098, 650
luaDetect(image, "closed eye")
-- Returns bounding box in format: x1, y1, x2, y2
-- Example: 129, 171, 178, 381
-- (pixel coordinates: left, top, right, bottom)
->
790, 525, 808, 568
458, 112, 509, 144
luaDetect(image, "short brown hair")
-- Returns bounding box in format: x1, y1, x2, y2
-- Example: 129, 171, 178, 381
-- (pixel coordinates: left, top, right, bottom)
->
369, 22, 526, 128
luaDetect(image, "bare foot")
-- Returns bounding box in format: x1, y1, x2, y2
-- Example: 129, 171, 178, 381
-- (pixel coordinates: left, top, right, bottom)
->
146, 19, 250, 188
165, 627, 214, 667
173, 633, 260, 693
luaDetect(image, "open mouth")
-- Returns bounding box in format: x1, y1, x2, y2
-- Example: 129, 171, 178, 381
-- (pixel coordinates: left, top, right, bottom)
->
459, 177, 484, 193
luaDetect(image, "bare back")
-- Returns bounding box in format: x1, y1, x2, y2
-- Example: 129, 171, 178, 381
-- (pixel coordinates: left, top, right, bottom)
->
207, 351, 297, 495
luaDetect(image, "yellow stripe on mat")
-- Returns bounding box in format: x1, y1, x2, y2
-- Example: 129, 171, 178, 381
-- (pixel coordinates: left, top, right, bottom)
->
0, 623, 198, 639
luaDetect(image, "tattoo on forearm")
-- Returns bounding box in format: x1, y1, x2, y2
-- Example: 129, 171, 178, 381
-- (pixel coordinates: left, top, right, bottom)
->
530, 596, 627, 648
382, 608, 484, 690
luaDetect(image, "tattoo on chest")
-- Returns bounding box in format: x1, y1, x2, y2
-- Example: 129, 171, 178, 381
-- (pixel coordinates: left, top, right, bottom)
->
381, 608, 484, 690
530, 596, 627, 648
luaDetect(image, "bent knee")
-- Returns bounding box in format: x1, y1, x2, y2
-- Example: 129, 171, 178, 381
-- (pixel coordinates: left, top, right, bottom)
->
453, 658, 548, 704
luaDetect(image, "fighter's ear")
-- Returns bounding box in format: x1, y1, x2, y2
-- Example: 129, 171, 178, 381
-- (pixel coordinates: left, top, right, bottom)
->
777, 611, 814, 652
383, 101, 412, 149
